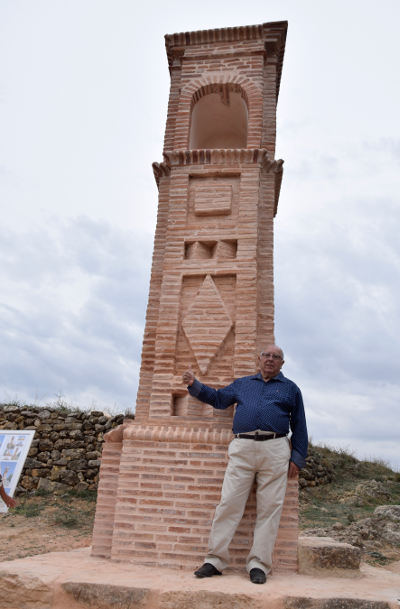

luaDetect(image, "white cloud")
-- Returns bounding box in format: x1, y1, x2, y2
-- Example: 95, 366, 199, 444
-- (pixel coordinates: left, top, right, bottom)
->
0, 217, 152, 411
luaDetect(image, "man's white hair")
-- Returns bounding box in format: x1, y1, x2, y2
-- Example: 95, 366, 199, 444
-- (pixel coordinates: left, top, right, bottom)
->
259, 345, 284, 359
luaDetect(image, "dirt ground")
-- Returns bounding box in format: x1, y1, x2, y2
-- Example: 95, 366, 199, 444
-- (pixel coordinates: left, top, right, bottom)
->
0, 492, 94, 562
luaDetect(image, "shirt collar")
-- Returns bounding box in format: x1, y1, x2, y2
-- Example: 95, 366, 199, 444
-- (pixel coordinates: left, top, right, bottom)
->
251, 371, 285, 382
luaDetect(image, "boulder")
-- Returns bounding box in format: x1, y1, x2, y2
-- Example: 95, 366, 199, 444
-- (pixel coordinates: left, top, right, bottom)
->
298, 536, 361, 577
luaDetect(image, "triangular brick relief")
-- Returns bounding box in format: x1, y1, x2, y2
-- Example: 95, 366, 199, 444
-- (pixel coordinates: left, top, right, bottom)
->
182, 275, 233, 374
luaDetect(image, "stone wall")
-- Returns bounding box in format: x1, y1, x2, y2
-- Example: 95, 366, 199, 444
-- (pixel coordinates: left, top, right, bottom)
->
299, 444, 334, 489
0, 404, 124, 492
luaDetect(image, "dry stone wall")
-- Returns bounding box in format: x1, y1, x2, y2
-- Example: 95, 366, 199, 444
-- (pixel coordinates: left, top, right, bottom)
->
299, 445, 334, 489
0, 404, 124, 492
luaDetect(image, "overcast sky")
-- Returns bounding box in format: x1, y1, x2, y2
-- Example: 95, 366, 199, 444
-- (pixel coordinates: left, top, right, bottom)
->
1, 0, 399, 470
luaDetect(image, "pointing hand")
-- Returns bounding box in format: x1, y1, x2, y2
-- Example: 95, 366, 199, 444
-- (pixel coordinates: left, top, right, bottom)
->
182, 367, 195, 387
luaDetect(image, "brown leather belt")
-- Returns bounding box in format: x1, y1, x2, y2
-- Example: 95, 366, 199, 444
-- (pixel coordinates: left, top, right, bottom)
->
234, 433, 287, 441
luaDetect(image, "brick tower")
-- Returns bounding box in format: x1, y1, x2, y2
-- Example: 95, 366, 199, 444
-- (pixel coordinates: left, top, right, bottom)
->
92, 20, 298, 572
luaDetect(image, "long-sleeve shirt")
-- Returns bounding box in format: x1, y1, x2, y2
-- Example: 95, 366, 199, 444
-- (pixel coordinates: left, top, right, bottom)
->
188, 371, 308, 468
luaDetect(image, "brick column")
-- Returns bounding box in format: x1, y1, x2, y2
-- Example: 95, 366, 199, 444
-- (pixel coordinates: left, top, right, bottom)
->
92, 20, 298, 573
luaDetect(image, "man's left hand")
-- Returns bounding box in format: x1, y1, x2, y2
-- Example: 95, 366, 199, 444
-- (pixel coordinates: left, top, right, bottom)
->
288, 461, 300, 479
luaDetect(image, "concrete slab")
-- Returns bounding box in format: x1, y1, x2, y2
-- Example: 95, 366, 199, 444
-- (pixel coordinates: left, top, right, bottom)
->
0, 547, 399, 609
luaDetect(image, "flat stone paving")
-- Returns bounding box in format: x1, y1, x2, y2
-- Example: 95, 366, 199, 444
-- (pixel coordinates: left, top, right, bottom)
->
0, 547, 399, 609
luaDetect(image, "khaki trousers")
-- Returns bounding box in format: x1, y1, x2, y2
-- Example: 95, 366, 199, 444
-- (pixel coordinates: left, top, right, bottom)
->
205, 436, 290, 575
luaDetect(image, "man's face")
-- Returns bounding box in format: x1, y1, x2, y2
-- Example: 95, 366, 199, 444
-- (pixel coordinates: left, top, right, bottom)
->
258, 345, 284, 380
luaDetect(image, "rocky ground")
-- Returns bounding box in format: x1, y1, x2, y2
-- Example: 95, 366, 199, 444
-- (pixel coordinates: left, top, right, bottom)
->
302, 487, 400, 565
299, 445, 400, 566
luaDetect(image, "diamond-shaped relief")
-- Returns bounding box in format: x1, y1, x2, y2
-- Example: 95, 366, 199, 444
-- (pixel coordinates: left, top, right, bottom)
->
182, 275, 232, 374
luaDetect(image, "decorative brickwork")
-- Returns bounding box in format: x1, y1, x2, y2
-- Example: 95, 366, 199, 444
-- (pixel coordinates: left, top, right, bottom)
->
92, 20, 298, 572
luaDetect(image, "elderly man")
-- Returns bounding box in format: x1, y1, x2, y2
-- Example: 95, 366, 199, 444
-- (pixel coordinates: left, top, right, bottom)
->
182, 344, 307, 584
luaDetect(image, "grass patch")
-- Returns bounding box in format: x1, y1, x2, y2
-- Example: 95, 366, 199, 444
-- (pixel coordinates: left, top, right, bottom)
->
51, 501, 95, 529
34, 488, 52, 498
314, 443, 396, 481
9, 486, 96, 534
64, 488, 97, 502
366, 551, 390, 566
52, 506, 80, 529
14, 501, 44, 518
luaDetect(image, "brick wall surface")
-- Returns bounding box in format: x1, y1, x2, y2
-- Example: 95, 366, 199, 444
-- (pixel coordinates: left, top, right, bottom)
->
106, 425, 298, 571
91, 423, 128, 558
91, 20, 298, 573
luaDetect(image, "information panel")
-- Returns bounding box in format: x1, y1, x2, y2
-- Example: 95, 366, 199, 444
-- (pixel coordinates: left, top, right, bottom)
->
0, 430, 35, 512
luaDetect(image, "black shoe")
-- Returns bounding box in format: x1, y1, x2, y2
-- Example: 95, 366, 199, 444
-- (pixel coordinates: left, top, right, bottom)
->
194, 563, 222, 578
249, 568, 266, 584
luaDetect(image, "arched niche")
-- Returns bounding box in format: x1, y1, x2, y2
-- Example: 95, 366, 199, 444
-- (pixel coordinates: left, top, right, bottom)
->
189, 84, 248, 149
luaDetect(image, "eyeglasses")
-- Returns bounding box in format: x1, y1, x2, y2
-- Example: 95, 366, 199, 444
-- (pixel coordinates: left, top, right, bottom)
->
260, 352, 282, 360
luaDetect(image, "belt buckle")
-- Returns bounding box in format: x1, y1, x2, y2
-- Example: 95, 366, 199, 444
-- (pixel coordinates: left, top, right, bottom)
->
254, 434, 262, 441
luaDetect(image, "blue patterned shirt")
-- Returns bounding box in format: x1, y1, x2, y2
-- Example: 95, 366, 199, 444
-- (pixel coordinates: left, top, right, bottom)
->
188, 372, 308, 468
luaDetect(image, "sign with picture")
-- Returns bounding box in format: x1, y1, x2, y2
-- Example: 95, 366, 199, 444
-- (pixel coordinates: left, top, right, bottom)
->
0, 430, 35, 512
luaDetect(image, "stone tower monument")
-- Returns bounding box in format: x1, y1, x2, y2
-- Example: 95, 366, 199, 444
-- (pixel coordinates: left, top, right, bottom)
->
92, 20, 298, 572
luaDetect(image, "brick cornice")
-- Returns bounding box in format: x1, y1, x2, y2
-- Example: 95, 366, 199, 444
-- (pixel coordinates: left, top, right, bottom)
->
165, 21, 287, 100
164, 148, 283, 168
152, 160, 171, 186
165, 21, 287, 51
152, 150, 283, 215
124, 423, 232, 445
263, 23, 287, 99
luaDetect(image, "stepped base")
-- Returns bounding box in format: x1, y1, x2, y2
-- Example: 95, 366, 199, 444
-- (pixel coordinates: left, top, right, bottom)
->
0, 547, 399, 609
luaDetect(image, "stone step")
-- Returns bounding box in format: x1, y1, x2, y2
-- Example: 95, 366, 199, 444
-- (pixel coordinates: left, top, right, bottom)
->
62, 581, 392, 609
298, 536, 362, 577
